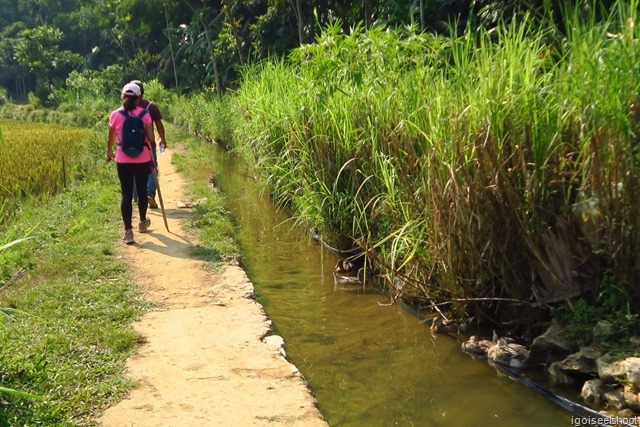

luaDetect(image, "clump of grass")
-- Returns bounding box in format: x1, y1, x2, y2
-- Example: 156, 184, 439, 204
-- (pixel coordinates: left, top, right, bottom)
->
187, 183, 239, 265
165, 89, 235, 147
552, 290, 640, 350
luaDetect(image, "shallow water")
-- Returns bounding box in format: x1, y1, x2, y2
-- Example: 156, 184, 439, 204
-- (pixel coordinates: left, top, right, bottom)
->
188, 132, 575, 426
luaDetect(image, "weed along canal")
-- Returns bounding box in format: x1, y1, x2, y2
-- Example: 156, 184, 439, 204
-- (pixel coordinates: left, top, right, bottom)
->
185, 129, 573, 426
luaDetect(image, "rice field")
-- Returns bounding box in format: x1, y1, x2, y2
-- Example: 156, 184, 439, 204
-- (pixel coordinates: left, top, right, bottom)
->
0, 119, 94, 222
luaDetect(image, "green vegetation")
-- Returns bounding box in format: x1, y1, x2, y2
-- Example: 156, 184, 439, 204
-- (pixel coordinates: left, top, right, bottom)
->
4, 0, 633, 344
172, 135, 241, 267
4, 1, 626, 105
0, 122, 238, 425
8, 0, 640, 420
552, 271, 640, 349
1, 1, 639, 410
553, 298, 640, 352
0, 173, 148, 425
166, 2, 640, 339
0, 0, 485, 103
0, 119, 95, 222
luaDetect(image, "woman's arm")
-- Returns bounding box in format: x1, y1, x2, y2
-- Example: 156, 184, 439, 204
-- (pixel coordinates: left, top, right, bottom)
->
155, 118, 166, 148
145, 123, 156, 148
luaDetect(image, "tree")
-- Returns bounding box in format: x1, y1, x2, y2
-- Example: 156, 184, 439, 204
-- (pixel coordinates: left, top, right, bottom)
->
222, 0, 245, 65
0, 22, 30, 101
291, 0, 305, 44
13, 25, 82, 102
3, 0, 588, 98
178, 2, 224, 95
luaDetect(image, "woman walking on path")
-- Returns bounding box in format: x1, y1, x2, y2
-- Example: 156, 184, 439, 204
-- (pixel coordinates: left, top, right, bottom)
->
106, 82, 156, 244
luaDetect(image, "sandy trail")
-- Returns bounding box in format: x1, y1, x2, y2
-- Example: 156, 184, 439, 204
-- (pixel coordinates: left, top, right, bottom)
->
98, 144, 327, 427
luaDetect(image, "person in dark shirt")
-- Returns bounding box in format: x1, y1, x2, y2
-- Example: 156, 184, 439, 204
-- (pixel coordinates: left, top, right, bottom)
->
130, 79, 166, 209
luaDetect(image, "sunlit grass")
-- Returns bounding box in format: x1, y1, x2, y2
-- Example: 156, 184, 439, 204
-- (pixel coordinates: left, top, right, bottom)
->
0, 119, 96, 223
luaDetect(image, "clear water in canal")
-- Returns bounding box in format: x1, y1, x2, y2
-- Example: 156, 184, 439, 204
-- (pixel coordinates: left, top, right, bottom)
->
187, 132, 575, 426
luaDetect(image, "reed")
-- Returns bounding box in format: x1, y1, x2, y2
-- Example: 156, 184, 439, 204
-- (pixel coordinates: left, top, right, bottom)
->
168, 1, 640, 320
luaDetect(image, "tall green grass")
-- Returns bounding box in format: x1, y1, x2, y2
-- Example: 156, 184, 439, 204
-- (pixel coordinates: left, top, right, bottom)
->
168, 1, 640, 324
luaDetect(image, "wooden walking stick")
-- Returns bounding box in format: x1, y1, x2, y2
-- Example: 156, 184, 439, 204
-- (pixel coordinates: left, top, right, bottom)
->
153, 168, 170, 232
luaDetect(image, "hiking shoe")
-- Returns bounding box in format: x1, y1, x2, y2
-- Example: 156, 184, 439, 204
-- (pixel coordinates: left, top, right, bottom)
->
138, 218, 150, 233
122, 229, 134, 244
148, 196, 158, 209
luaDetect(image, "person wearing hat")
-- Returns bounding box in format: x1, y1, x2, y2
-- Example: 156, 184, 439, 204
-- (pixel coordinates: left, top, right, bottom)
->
106, 82, 155, 244
129, 79, 166, 209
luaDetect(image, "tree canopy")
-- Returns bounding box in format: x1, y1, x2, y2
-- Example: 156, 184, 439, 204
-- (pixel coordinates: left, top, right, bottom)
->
0, 0, 624, 102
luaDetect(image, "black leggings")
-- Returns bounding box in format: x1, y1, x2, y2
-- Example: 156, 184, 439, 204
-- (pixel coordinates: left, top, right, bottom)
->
117, 162, 153, 230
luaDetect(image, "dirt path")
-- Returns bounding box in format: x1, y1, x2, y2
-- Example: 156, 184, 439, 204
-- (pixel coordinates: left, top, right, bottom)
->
98, 145, 328, 427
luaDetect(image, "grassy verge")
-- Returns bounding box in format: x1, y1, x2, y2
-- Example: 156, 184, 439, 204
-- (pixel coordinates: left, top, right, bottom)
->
0, 172, 148, 426
0, 123, 239, 426
171, 128, 240, 269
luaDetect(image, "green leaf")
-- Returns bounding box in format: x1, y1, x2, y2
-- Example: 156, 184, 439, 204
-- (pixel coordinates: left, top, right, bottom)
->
0, 236, 36, 251
0, 386, 42, 400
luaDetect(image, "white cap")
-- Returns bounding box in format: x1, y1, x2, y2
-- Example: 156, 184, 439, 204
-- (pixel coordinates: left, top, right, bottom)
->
121, 83, 141, 97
